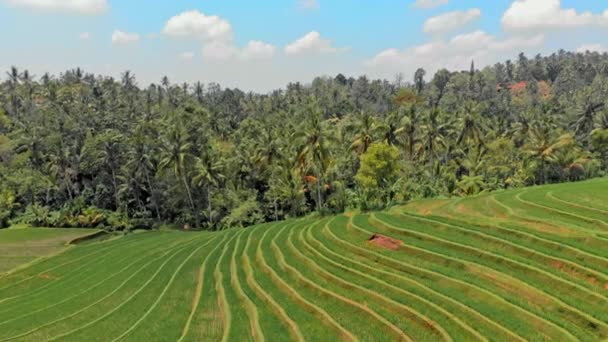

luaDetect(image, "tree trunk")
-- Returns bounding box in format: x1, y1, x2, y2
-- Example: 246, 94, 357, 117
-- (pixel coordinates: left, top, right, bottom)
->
207, 183, 213, 229
540, 158, 546, 185
144, 169, 161, 221
181, 173, 198, 227
274, 197, 279, 222
111, 167, 119, 210
316, 176, 322, 213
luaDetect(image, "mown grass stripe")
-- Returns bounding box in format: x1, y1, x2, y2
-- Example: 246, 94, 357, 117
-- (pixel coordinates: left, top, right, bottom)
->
44, 235, 205, 341
0, 230, 105, 279
305, 219, 485, 341
178, 232, 232, 342
0, 233, 159, 294
547, 191, 608, 216
294, 220, 453, 342
230, 232, 265, 342
274, 223, 412, 342
348, 215, 577, 341
400, 208, 608, 275
111, 235, 220, 341
517, 190, 608, 229
394, 211, 608, 292
0, 232, 179, 313
325, 217, 527, 342
241, 226, 305, 342
216, 231, 241, 342
367, 214, 605, 339
372, 212, 608, 313
255, 222, 358, 342
0, 233, 187, 326
0, 235, 201, 341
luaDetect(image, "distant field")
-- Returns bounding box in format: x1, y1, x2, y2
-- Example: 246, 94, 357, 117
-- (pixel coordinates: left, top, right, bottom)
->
0, 179, 607, 341
0, 228, 98, 273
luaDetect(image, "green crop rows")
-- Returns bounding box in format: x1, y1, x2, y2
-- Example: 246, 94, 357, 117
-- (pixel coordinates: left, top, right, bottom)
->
1, 179, 608, 341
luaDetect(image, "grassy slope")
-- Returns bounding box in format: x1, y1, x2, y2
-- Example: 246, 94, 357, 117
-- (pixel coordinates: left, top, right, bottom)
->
1, 179, 608, 341
0, 228, 99, 274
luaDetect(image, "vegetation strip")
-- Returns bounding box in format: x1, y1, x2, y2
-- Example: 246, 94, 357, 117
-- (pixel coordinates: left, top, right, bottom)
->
0, 235, 200, 341
394, 211, 608, 290
293, 221, 452, 341
255, 223, 358, 341
230, 232, 265, 342
348, 216, 576, 340
241, 226, 305, 342
43, 236, 204, 341
0, 234, 181, 325
178, 232, 231, 341
111, 236, 219, 341
367, 213, 607, 338
273, 223, 413, 342
305, 220, 484, 341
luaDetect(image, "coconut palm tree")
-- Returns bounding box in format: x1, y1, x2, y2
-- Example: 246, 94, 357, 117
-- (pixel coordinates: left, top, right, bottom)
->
295, 108, 333, 212
524, 126, 574, 184
349, 111, 381, 155
158, 122, 197, 223
193, 145, 225, 229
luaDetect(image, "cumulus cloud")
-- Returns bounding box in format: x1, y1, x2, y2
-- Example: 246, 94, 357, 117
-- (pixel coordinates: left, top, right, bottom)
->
424, 9, 481, 35
111, 30, 140, 46
285, 31, 343, 56
162, 10, 275, 62
577, 44, 608, 53
162, 10, 233, 43
298, 0, 319, 10
201, 40, 276, 62
201, 42, 237, 60
5, 0, 107, 15
502, 0, 607, 32
366, 30, 544, 79
413, 0, 448, 9
241, 41, 276, 60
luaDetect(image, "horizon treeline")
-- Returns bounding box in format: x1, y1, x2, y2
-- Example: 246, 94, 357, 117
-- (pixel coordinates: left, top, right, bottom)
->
1, 49, 608, 230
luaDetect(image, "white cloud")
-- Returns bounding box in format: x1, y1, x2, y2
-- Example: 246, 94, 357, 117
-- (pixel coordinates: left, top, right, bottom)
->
413, 0, 448, 9
366, 30, 545, 79
241, 41, 276, 60
298, 0, 319, 10
577, 44, 608, 53
502, 0, 606, 32
162, 10, 233, 43
5, 0, 107, 15
202, 41, 238, 60
285, 31, 342, 56
424, 8, 481, 34
78, 32, 90, 40
111, 30, 140, 46
179, 52, 195, 60
200, 40, 276, 62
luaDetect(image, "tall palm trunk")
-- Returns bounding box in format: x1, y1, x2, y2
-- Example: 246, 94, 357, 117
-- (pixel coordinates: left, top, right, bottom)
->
207, 183, 213, 229
144, 169, 161, 220
316, 177, 323, 213
179, 168, 197, 226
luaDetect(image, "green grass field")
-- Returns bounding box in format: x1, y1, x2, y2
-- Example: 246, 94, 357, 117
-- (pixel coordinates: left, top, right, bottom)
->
1, 179, 608, 341
0, 228, 100, 274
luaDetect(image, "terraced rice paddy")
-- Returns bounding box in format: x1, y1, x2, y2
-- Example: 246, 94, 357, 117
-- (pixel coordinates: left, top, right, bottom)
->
0, 228, 99, 273
1, 178, 608, 341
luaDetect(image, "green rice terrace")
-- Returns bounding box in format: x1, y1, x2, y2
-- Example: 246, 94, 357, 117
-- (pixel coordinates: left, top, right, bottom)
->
1, 179, 608, 342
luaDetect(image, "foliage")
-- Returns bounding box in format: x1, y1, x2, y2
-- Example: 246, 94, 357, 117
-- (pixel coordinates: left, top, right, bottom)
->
355, 143, 401, 209
1, 50, 608, 229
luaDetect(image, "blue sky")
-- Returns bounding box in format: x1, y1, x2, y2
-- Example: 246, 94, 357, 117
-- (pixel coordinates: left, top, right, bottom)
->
1, 0, 607, 91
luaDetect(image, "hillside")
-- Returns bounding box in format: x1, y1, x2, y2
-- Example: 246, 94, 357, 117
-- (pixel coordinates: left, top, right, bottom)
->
0, 179, 608, 341
0, 228, 99, 273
